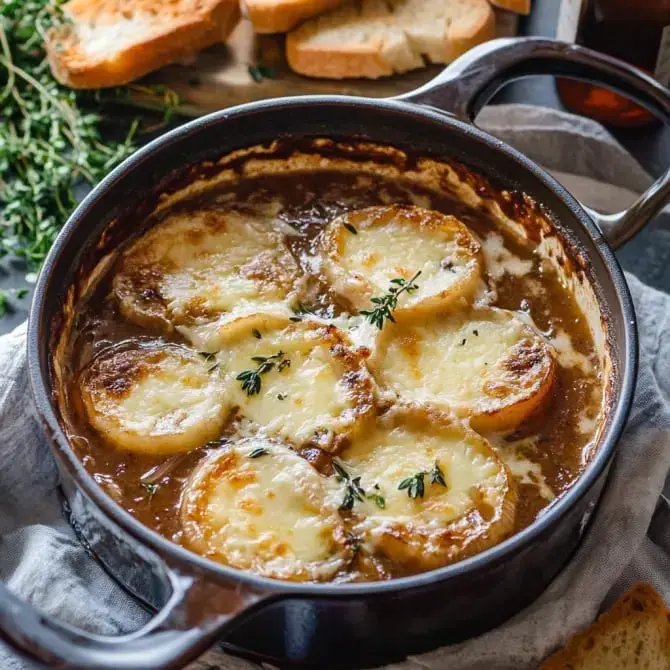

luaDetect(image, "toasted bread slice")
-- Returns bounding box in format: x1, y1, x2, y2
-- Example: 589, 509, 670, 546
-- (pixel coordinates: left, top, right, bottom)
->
541, 583, 670, 670
212, 315, 377, 452
79, 343, 230, 455
112, 208, 302, 340
286, 0, 495, 79
489, 0, 531, 15
337, 405, 516, 571
242, 0, 348, 33
370, 307, 555, 432
46, 0, 240, 89
318, 205, 483, 320
182, 437, 351, 581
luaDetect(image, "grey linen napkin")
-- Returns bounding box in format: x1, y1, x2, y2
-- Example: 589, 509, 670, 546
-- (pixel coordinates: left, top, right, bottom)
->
0, 105, 668, 670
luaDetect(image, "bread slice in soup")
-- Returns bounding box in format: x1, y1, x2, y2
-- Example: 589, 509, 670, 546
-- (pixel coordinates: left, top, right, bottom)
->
181, 438, 351, 581
318, 205, 483, 321
369, 307, 555, 432
79, 343, 229, 455
335, 406, 516, 571
213, 315, 377, 452
113, 209, 302, 335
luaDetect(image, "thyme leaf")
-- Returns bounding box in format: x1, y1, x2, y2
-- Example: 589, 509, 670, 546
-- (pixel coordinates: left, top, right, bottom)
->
333, 460, 366, 511
430, 461, 447, 487
360, 270, 421, 330
248, 64, 275, 83
398, 471, 426, 499
236, 351, 286, 396
248, 447, 269, 458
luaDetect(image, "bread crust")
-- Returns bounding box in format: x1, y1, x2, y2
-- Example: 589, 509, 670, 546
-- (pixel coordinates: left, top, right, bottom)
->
541, 583, 670, 670
46, 0, 240, 89
489, 0, 531, 16
242, 0, 349, 34
286, 0, 496, 79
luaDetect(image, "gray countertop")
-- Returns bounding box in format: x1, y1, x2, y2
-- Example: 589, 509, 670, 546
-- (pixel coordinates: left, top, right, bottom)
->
2, 0, 668, 334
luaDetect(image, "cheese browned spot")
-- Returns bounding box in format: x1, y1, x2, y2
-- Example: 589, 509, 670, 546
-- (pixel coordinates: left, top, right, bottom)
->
181, 438, 350, 581
215, 315, 377, 452
318, 205, 482, 320
112, 209, 302, 336
79, 343, 229, 455
335, 406, 515, 571
370, 307, 555, 431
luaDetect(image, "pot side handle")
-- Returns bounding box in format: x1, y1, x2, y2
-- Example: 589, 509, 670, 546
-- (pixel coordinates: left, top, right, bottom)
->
0, 565, 268, 669
396, 37, 670, 250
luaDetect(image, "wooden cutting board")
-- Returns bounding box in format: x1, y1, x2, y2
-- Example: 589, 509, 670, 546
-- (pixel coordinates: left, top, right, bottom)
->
144, 11, 519, 117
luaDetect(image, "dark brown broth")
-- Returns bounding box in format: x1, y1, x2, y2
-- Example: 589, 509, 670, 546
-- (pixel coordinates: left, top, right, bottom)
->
63, 170, 603, 580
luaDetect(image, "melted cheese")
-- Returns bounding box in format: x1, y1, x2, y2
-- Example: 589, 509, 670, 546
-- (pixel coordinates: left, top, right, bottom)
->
371, 307, 555, 431
113, 209, 301, 334
335, 407, 515, 570
481, 233, 534, 280
319, 205, 482, 319
215, 316, 376, 450
550, 329, 594, 373
79, 344, 229, 455
181, 439, 350, 581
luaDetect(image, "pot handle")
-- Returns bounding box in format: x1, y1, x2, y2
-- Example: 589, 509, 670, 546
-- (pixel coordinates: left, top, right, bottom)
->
0, 564, 268, 669
397, 37, 670, 249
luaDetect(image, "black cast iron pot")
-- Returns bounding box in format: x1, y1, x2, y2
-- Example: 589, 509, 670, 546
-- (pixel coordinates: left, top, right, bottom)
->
3, 37, 670, 669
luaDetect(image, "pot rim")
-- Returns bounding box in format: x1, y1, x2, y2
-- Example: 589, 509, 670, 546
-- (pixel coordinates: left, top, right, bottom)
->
27, 94, 638, 597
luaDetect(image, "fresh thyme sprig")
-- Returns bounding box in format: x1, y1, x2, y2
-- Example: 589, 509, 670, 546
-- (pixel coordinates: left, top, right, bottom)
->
333, 461, 365, 511
360, 271, 421, 329
399, 463, 448, 499
236, 351, 286, 396
398, 471, 426, 499
0, 0, 181, 278
333, 461, 385, 510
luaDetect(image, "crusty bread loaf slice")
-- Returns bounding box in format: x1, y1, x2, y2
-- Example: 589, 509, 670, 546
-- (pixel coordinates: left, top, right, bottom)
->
489, 0, 531, 15
46, 0, 240, 89
540, 583, 670, 670
286, 0, 495, 79
242, 0, 349, 33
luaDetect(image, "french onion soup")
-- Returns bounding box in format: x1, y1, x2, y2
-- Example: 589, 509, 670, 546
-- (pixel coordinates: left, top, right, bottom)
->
57, 140, 608, 583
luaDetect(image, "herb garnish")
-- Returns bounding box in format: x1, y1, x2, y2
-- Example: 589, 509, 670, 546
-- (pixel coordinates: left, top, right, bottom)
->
459, 338, 467, 346
343, 222, 358, 235
289, 301, 317, 322
473, 329, 479, 336
204, 438, 227, 449
0, 1, 180, 280
252, 329, 262, 339
333, 461, 365, 511
142, 482, 160, 499
399, 464, 447, 499
248, 447, 269, 458
360, 271, 421, 330
277, 393, 287, 400
199, 351, 219, 372
398, 471, 426, 499
430, 461, 447, 487
248, 64, 275, 83
367, 492, 386, 509
333, 462, 385, 509
236, 351, 286, 396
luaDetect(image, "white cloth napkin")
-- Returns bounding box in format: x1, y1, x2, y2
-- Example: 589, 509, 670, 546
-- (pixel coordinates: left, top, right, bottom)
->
0, 105, 668, 670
